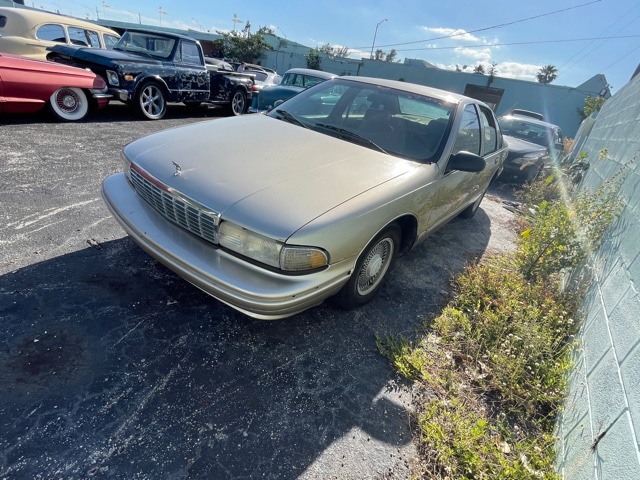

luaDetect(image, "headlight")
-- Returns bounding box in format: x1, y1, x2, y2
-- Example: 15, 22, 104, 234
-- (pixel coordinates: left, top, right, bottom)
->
512, 152, 543, 165
219, 222, 328, 271
121, 152, 132, 179
106, 70, 119, 87
219, 222, 282, 268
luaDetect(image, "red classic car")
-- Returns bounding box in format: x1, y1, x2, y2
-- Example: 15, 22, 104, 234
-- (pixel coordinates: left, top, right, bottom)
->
0, 52, 110, 121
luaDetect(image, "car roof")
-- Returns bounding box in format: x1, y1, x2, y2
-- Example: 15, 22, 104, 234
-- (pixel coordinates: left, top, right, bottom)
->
283, 68, 337, 79
122, 28, 198, 42
334, 76, 472, 106
499, 113, 562, 131
0, 6, 119, 36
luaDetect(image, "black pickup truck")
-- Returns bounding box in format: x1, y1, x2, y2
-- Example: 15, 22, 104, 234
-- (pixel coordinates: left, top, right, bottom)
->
47, 29, 253, 120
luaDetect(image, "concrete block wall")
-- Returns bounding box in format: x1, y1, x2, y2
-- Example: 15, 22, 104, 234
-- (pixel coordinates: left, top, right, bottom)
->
556, 73, 640, 478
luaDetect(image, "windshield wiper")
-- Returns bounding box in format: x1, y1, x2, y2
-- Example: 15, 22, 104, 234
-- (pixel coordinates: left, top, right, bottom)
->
274, 109, 308, 128
314, 123, 388, 154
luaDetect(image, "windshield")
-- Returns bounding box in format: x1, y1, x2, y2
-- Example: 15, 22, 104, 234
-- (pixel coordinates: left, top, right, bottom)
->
267, 78, 454, 162
114, 31, 176, 59
500, 117, 556, 149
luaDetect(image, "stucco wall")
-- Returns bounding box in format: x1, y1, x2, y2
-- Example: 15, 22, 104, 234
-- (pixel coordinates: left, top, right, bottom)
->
556, 72, 640, 478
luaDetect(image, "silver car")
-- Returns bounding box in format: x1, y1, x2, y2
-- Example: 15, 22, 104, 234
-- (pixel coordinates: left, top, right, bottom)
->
102, 77, 507, 319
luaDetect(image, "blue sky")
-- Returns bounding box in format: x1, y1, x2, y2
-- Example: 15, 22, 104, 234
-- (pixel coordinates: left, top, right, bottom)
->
37, 0, 640, 93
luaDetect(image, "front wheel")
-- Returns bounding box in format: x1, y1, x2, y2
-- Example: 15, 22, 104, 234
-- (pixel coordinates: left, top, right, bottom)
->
227, 89, 247, 116
332, 225, 401, 309
48, 87, 89, 121
136, 82, 166, 120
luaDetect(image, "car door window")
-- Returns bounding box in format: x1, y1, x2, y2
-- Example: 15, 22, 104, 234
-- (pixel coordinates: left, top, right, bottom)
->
478, 106, 498, 156
452, 105, 481, 155
177, 41, 202, 65
103, 34, 119, 49
36, 24, 66, 43
68, 27, 99, 47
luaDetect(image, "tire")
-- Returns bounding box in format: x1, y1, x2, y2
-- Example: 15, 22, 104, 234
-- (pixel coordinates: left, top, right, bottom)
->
332, 225, 401, 309
459, 186, 487, 219
136, 82, 167, 120
48, 87, 89, 121
227, 89, 247, 116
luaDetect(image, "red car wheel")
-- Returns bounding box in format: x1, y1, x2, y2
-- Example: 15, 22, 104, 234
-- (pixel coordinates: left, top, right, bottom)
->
49, 87, 89, 121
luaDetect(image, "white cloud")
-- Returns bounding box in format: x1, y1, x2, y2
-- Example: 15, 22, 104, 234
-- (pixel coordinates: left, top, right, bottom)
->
493, 61, 541, 81
454, 46, 493, 62
422, 27, 481, 43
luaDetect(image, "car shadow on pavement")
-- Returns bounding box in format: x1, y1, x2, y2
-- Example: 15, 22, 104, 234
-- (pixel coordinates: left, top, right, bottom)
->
0, 208, 493, 479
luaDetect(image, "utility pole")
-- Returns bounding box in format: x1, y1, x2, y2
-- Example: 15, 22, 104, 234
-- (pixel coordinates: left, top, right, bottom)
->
232, 13, 243, 32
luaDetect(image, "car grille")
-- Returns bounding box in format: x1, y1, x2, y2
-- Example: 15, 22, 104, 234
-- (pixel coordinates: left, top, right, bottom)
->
129, 166, 220, 244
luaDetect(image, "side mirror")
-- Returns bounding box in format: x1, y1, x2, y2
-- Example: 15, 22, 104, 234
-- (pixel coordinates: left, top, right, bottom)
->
447, 151, 486, 172
273, 99, 284, 108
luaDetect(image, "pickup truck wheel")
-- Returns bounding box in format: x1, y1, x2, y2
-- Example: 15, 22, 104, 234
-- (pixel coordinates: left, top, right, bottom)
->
332, 224, 400, 309
136, 82, 166, 120
48, 87, 89, 121
227, 89, 247, 116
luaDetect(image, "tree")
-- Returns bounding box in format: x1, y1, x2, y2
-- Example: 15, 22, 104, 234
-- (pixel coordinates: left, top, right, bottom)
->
537, 65, 558, 84
319, 43, 350, 59
305, 48, 321, 70
455, 64, 468, 72
487, 62, 498, 86
334, 45, 350, 57
579, 95, 607, 120
473, 64, 485, 74
217, 21, 272, 63
320, 43, 334, 55
373, 49, 385, 61
385, 49, 397, 62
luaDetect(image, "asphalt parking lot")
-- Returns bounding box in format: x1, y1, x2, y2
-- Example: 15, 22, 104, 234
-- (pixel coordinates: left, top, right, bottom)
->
0, 103, 517, 479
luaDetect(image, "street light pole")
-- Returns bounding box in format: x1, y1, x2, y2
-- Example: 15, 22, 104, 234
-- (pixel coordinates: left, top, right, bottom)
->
370, 18, 388, 60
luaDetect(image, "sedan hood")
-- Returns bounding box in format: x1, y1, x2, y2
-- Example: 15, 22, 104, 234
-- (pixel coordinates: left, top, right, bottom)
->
124, 115, 416, 240
503, 135, 548, 155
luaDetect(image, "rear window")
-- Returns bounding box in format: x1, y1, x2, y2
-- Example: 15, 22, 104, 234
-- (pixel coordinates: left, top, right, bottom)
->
36, 23, 66, 43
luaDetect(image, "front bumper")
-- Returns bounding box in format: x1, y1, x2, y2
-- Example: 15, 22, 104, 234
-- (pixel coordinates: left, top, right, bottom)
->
102, 173, 353, 319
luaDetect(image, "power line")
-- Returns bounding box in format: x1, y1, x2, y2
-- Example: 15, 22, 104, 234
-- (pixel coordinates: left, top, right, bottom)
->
350, 0, 602, 50
388, 34, 640, 53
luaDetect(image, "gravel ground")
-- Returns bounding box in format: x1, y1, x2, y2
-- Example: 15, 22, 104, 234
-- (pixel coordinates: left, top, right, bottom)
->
0, 103, 518, 479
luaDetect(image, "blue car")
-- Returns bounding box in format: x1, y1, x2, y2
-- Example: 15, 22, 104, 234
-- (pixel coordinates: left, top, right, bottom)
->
249, 67, 335, 113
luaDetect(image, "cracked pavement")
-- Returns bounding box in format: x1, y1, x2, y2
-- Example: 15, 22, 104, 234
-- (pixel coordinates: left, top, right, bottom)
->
0, 103, 517, 479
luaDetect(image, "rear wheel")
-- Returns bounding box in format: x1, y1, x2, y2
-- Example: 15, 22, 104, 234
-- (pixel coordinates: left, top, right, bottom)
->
227, 89, 247, 116
136, 82, 166, 120
332, 225, 400, 309
48, 87, 89, 121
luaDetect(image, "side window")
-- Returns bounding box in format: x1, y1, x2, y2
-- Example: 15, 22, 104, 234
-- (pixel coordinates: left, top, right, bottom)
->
103, 34, 119, 49
68, 27, 99, 47
291, 75, 304, 87
36, 24, 66, 43
178, 41, 202, 65
452, 105, 481, 155
478, 106, 498, 155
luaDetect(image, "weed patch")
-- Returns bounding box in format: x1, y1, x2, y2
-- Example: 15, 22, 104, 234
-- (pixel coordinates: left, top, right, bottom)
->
378, 159, 623, 478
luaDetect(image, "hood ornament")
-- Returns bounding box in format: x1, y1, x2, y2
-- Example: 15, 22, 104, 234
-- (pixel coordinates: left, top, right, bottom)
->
172, 161, 182, 176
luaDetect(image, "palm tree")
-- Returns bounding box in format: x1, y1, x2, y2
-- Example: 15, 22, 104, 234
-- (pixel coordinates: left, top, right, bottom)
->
537, 65, 558, 84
